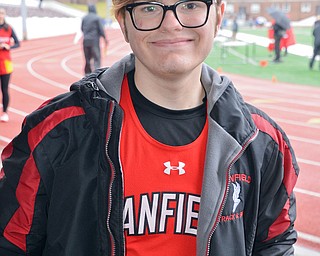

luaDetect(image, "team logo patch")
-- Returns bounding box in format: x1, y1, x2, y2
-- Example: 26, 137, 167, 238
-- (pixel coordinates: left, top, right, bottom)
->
164, 161, 186, 175
220, 182, 243, 223
232, 182, 241, 213
221, 174, 250, 223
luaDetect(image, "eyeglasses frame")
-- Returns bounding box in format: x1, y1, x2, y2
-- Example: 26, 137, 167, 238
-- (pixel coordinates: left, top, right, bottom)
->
125, 0, 214, 31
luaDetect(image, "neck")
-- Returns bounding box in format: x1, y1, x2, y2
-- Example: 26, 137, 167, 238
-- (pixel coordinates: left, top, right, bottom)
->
134, 64, 205, 110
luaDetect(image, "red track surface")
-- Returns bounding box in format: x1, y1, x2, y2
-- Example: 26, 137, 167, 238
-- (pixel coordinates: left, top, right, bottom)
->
1, 28, 319, 252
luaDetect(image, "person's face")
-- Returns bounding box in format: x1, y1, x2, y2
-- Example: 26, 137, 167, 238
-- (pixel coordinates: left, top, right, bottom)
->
117, 0, 225, 78
0, 9, 6, 24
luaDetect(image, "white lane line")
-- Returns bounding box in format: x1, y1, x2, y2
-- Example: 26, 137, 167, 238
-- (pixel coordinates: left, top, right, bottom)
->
13, 43, 71, 58
239, 86, 320, 100
6, 106, 29, 117
242, 92, 320, 107
0, 136, 11, 144
11, 84, 49, 101
61, 37, 130, 79
298, 232, 320, 245
295, 188, 320, 198
275, 118, 320, 129
295, 245, 320, 256
255, 104, 320, 117
61, 52, 82, 79
297, 158, 320, 167
289, 136, 320, 145
26, 46, 79, 90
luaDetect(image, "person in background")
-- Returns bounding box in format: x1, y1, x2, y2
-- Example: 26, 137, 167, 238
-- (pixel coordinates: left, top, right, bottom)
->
309, 16, 320, 70
0, 0, 299, 255
267, 24, 296, 59
272, 21, 286, 62
81, 4, 108, 75
231, 16, 238, 40
0, 8, 20, 122
39, 0, 43, 9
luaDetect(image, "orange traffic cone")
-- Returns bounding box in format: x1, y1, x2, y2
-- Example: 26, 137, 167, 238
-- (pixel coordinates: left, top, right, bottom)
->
259, 60, 268, 67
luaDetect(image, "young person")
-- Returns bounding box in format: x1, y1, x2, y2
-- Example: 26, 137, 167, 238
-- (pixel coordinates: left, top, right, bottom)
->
0, 0, 299, 255
0, 8, 20, 122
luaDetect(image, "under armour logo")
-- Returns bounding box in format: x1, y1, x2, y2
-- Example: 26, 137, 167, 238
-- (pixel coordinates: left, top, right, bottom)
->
164, 161, 186, 175
232, 182, 241, 213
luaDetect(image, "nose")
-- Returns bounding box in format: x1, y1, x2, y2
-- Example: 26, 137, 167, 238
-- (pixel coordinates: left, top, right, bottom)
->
160, 9, 182, 30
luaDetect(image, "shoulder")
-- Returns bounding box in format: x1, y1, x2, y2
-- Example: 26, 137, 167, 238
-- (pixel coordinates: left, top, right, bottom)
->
26, 91, 84, 129
246, 103, 280, 135
246, 103, 294, 156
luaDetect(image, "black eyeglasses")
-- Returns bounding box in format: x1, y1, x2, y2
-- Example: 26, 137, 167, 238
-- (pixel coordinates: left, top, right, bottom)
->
125, 0, 213, 31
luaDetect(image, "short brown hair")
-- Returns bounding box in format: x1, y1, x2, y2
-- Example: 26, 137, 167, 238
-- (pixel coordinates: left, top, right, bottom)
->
112, 0, 222, 19
112, 0, 132, 18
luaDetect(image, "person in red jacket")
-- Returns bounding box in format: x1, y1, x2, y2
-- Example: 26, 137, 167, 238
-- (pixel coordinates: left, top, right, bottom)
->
0, 8, 20, 122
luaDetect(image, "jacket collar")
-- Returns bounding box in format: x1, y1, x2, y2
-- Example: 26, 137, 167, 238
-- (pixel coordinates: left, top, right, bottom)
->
71, 53, 257, 147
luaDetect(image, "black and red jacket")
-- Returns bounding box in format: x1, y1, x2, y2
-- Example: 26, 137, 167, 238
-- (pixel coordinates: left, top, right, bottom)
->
0, 54, 298, 255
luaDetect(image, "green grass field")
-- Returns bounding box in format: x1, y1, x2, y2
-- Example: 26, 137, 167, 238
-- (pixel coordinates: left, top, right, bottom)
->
205, 24, 320, 87
65, 2, 113, 20
206, 36, 319, 87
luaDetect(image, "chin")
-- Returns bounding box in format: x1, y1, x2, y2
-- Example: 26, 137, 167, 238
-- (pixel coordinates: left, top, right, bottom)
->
156, 62, 197, 77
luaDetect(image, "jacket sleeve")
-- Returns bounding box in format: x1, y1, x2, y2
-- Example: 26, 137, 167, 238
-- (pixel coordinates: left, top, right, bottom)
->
9, 27, 20, 49
251, 113, 299, 255
0, 91, 86, 255
0, 117, 48, 255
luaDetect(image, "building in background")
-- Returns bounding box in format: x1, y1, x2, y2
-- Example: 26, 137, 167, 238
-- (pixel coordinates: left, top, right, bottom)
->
224, 0, 320, 22
56, 0, 320, 23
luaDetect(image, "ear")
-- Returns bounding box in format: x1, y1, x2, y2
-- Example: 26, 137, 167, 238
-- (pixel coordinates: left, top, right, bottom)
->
216, 2, 225, 31
116, 13, 129, 43
214, 1, 225, 36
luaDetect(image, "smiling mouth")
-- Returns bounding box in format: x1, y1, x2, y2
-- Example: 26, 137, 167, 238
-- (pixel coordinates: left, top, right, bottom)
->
152, 39, 193, 47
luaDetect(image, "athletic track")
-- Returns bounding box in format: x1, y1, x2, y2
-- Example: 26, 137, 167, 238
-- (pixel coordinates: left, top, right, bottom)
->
0, 28, 319, 253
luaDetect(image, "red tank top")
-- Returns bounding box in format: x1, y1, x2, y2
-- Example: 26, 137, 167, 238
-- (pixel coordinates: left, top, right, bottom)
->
0, 25, 13, 74
119, 75, 208, 256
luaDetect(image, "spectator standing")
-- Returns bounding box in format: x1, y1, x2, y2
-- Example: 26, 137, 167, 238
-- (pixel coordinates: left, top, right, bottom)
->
231, 16, 238, 40
309, 16, 320, 70
267, 25, 296, 58
0, 8, 20, 122
272, 22, 286, 62
0, 0, 299, 255
81, 4, 108, 75
39, 0, 43, 9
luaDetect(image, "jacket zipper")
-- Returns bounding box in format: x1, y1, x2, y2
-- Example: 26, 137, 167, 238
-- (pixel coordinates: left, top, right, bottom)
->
105, 100, 116, 256
205, 129, 259, 256
87, 81, 118, 255
85, 81, 117, 255
87, 81, 116, 256
86, 81, 99, 95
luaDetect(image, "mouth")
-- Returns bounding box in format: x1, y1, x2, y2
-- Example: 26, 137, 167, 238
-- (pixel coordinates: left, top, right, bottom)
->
151, 38, 193, 47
